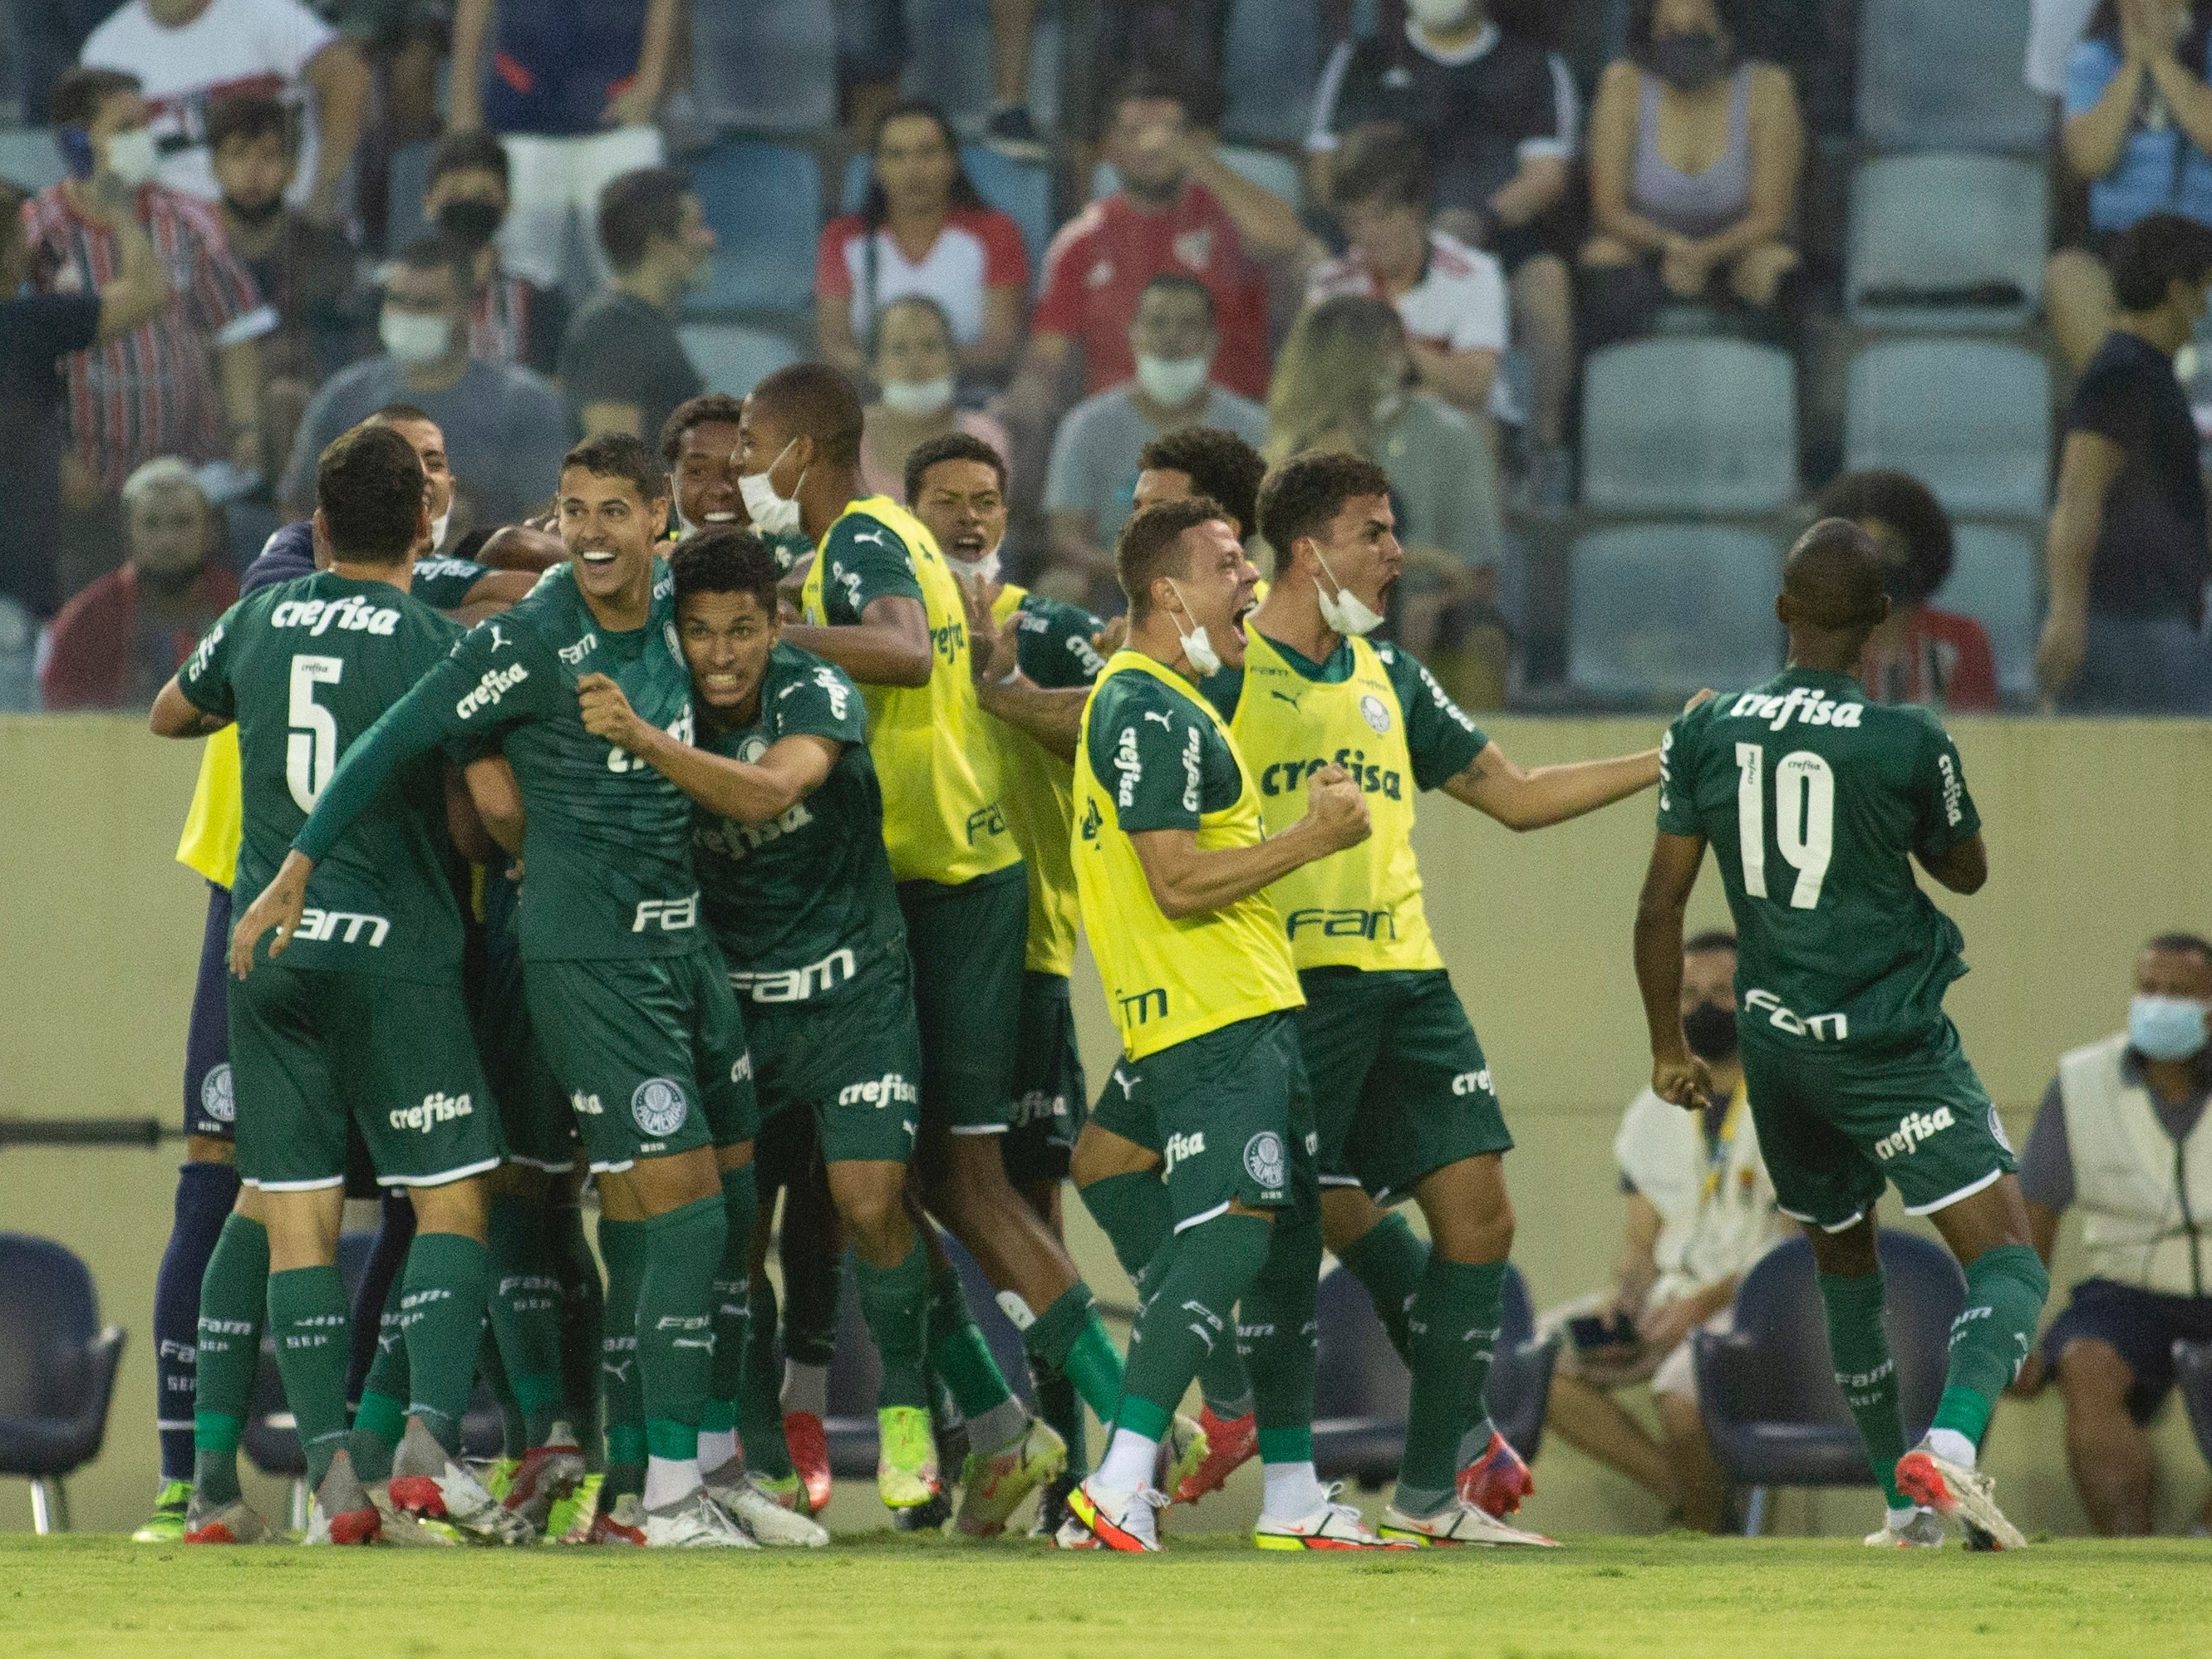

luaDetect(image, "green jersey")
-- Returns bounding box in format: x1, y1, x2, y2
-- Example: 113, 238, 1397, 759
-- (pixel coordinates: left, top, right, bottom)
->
1657, 667, 1983, 1051
179, 571, 465, 981
694, 642, 902, 1002
408, 555, 493, 611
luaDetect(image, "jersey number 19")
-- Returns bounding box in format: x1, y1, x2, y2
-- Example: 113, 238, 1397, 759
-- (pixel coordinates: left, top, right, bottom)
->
1736, 743, 1833, 910
288, 654, 343, 812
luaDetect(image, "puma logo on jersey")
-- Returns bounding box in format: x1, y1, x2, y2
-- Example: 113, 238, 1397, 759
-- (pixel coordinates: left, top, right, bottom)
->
1163, 1131, 1207, 1175
455, 663, 528, 719
272, 595, 400, 636
1108, 1067, 1140, 1098
1875, 1107, 1954, 1161
1269, 689, 1305, 711
1728, 685, 1865, 731
850, 528, 889, 548
486, 624, 512, 652
1143, 709, 1175, 729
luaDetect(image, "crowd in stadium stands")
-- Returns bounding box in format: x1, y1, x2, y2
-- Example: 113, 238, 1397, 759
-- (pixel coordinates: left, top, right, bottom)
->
3, 0, 2212, 715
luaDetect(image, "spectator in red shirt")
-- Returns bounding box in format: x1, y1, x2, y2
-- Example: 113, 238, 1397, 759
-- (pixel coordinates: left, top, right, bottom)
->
1816, 469, 2000, 714
40, 457, 240, 709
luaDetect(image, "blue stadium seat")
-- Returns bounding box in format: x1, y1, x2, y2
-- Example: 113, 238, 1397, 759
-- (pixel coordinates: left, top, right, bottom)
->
385, 140, 433, 256
1847, 155, 2047, 332
679, 322, 800, 397
1567, 525, 1786, 705
1844, 341, 2051, 518
0, 599, 37, 714
0, 127, 64, 193
1222, 0, 1320, 147
1580, 338, 1798, 514
1693, 1232, 1961, 1532
1932, 523, 2041, 703
685, 140, 822, 320
2175, 1340, 2212, 1470
0, 1233, 125, 1533
1092, 145, 1303, 212
690, 0, 838, 136
1856, 0, 2046, 153
897, 0, 995, 134
840, 145, 1056, 285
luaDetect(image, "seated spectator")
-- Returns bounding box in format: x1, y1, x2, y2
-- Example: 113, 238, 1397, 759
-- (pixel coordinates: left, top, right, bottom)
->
39, 458, 240, 709
558, 168, 711, 446
78, 0, 371, 227
817, 101, 1029, 384
282, 238, 568, 533
1815, 470, 1999, 714
1043, 273, 1268, 601
859, 296, 1012, 504
425, 130, 568, 377
2012, 932, 2212, 1537
2050, 0, 2212, 369
447, 0, 677, 292
2040, 214, 2212, 713
1308, 0, 1581, 501
1579, 0, 1804, 350
1308, 120, 1508, 421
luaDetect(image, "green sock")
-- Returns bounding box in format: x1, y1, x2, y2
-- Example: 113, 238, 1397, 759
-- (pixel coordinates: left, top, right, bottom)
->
636, 1194, 726, 1465
1081, 1171, 1253, 1416
1395, 1256, 1505, 1514
853, 1239, 932, 1410
597, 1217, 648, 1491
191, 1212, 268, 1507
926, 1261, 1018, 1420
1241, 1202, 1324, 1460
350, 1389, 406, 1483
1123, 1213, 1272, 1440
480, 1321, 527, 1457
1024, 1281, 1124, 1424
1933, 1245, 2050, 1450
551, 1199, 602, 1447
1336, 1210, 1428, 1367
740, 1269, 794, 1480
708, 1169, 758, 1426
485, 1195, 566, 1446
1815, 1268, 1908, 1508
398, 1230, 489, 1456
266, 1265, 353, 1490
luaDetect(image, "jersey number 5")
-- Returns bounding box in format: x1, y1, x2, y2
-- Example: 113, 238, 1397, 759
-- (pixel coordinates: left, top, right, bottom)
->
1735, 743, 1834, 910
288, 654, 343, 812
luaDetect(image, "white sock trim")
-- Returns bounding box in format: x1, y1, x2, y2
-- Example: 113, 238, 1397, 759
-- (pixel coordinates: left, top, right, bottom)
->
1096, 1426, 1158, 1493
1261, 1459, 1327, 1523
1924, 1427, 1977, 1469
642, 1455, 702, 1510
697, 1429, 740, 1473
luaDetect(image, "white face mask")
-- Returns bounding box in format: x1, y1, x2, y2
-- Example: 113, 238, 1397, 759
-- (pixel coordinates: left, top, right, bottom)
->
944, 545, 1001, 584
738, 439, 807, 540
429, 509, 450, 551
1407, 0, 1475, 31
104, 126, 160, 189
1135, 352, 1211, 409
1163, 579, 1222, 676
381, 310, 452, 368
1311, 546, 1384, 637
880, 375, 956, 417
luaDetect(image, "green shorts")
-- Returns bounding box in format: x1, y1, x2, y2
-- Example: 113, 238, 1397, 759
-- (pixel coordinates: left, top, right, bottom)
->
1295, 968, 1513, 1204
1100, 1014, 1317, 1230
742, 950, 926, 1168
478, 940, 577, 1174
1738, 1016, 2014, 1231
229, 963, 504, 1191
524, 949, 759, 1176
899, 863, 1027, 1136
1001, 970, 1088, 1187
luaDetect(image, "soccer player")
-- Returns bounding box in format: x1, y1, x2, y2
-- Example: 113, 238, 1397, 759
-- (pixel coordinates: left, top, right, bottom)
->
152, 426, 522, 1547
1130, 425, 1268, 538
661, 393, 747, 537
1063, 495, 1386, 1552
1634, 518, 2047, 1550
233, 434, 762, 1548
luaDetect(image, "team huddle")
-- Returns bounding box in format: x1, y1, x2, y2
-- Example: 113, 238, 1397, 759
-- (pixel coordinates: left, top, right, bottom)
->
138, 361, 2050, 1553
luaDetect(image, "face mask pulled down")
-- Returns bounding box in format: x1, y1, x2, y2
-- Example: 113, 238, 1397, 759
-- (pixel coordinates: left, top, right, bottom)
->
1164, 579, 1223, 676
1312, 546, 1384, 637
739, 439, 808, 539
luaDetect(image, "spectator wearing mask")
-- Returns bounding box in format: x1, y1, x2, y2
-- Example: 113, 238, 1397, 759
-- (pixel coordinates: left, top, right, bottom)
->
1543, 930, 1781, 1534
40, 458, 240, 709
77, 0, 371, 226
1308, 0, 1581, 502
2011, 932, 2212, 1537
1579, 0, 1804, 351
1307, 121, 1507, 422
2039, 213, 2212, 713
817, 99, 1029, 384
425, 129, 568, 377
1042, 272, 1267, 596
557, 167, 710, 444
281, 237, 567, 533
859, 295, 1012, 503
2049, 0, 2212, 369
446, 0, 680, 292
1815, 469, 2000, 714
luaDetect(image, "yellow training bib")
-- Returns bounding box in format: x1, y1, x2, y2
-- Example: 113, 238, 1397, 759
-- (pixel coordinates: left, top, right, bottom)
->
990, 585, 1083, 977
175, 724, 243, 888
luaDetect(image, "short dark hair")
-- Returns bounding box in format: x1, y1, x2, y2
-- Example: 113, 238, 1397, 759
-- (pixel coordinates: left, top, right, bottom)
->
1108, 68, 1221, 132
368, 403, 436, 429
2110, 213, 2212, 311
1329, 121, 1431, 214
1138, 427, 1263, 536
207, 93, 291, 156
560, 432, 668, 505
1256, 451, 1394, 562
1117, 496, 1226, 619
428, 128, 510, 192
598, 167, 691, 273
1685, 930, 1738, 956
317, 425, 425, 564
1138, 271, 1216, 323
906, 429, 1007, 508
671, 526, 779, 615
391, 234, 475, 299
1813, 469, 1954, 605
1781, 517, 1888, 633
52, 66, 140, 130
659, 393, 747, 466
749, 364, 865, 469
1626, 0, 1742, 54
2146, 931, 2212, 963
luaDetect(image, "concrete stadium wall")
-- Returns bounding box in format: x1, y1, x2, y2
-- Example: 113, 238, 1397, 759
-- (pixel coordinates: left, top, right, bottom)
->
4, 714, 2210, 1536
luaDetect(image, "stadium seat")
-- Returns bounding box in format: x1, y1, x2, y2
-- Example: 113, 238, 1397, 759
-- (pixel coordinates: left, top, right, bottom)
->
679, 322, 800, 397
0, 598, 37, 714
1856, 0, 2046, 154
1692, 1232, 1962, 1534
1092, 145, 1304, 211
689, 0, 838, 137
0, 127, 63, 193
1932, 523, 2042, 702
1580, 338, 1798, 513
1567, 526, 1786, 706
1222, 0, 1320, 147
1846, 155, 2047, 332
385, 140, 433, 256
684, 140, 822, 321
839, 145, 1057, 287
1844, 341, 2052, 518
2175, 1340, 2212, 1471
0, 1233, 125, 1533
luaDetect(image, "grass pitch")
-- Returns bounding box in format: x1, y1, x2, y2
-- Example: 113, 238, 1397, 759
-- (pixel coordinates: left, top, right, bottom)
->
6, 1534, 2208, 1658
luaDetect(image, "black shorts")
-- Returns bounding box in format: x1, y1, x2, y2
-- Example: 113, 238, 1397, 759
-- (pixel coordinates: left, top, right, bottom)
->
2040, 1277, 2212, 1423
184, 884, 235, 1139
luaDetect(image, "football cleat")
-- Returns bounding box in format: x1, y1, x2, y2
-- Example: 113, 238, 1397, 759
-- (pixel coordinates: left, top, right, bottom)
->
385, 1421, 535, 1544
1156, 1413, 1214, 1504
500, 1426, 587, 1531
1378, 1498, 1559, 1548
705, 1463, 830, 1548
1895, 1445, 2027, 1551
1865, 1508, 1948, 1548
182, 1494, 272, 1545
1458, 1429, 1536, 1518
582, 1491, 646, 1546
545, 1472, 602, 1544
1171, 1406, 1252, 1504
784, 1410, 833, 1514
134, 1480, 193, 1543
1254, 1486, 1410, 1550
751, 1470, 808, 1511
643, 1488, 759, 1548
1064, 1477, 1169, 1553
304, 1461, 381, 1546
877, 1404, 944, 1514
956, 1416, 1068, 1538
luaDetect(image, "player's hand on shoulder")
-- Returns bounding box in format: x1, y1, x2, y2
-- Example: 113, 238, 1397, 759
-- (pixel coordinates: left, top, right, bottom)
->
576, 672, 645, 748
1650, 1052, 1713, 1111
1305, 762, 1372, 852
